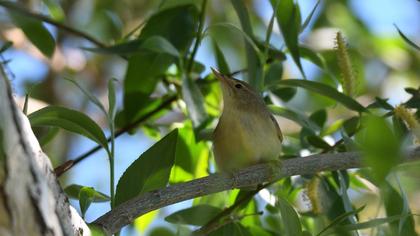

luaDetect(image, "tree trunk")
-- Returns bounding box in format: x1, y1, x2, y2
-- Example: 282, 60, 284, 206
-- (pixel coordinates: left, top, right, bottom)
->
0, 71, 88, 235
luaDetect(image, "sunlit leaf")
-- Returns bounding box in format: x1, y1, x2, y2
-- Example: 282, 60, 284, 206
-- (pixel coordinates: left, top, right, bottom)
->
64, 184, 110, 202
79, 187, 95, 218
108, 79, 118, 121
356, 115, 401, 183
114, 129, 178, 205
165, 205, 222, 226
28, 106, 108, 149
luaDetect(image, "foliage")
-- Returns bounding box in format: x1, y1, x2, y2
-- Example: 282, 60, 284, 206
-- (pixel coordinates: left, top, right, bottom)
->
1, 0, 419, 235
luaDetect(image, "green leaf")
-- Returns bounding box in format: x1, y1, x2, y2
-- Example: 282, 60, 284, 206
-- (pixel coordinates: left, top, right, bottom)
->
124, 52, 173, 118
306, 135, 331, 149
343, 116, 360, 135
164, 205, 222, 226
316, 205, 365, 236
367, 97, 394, 110
79, 187, 96, 218
64, 78, 107, 115
299, 46, 325, 69
269, 105, 319, 131
270, 0, 305, 78
277, 197, 303, 236
394, 24, 420, 51
264, 61, 283, 86
64, 184, 110, 202
276, 79, 366, 112
382, 182, 416, 236
28, 106, 108, 149
300, 0, 320, 32
108, 79, 117, 121
6, 5, 55, 57
212, 40, 230, 74
182, 76, 209, 130
209, 223, 252, 236
114, 129, 178, 205
356, 115, 401, 183
140, 5, 199, 52
38, 127, 60, 147
272, 87, 297, 102
334, 214, 409, 232
309, 109, 327, 128
140, 36, 180, 57
231, 0, 263, 89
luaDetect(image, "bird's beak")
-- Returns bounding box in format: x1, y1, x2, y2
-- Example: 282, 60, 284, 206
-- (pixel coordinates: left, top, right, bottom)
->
211, 67, 231, 87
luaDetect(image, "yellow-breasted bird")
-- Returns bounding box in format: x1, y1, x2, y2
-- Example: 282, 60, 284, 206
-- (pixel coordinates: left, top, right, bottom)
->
211, 68, 283, 173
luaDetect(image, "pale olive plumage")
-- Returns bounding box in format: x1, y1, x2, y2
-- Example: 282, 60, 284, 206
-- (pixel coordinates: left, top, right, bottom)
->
212, 68, 282, 172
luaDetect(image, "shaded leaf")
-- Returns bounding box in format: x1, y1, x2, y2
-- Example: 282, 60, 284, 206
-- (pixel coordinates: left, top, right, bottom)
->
316, 205, 365, 236
277, 197, 303, 236
38, 127, 59, 147
114, 129, 178, 205
394, 24, 420, 51
306, 135, 331, 149
300, 46, 325, 69
276, 79, 366, 112
212, 40, 230, 74
231, 0, 263, 89
165, 205, 222, 226
182, 76, 209, 130
270, 0, 305, 78
272, 87, 296, 102
269, 105, 318, 130
301, 0, 320, 32
382, 182, 416, 236
264, 61, 283, 86
209, 222, 252, 236
64, 184, 110, 202
64, 78, 107, 115
28, 106, 108, 149
5, 3, 55, 57
309, 109, 327, 128
343, 116, 360, 135
108, 79, 118, 121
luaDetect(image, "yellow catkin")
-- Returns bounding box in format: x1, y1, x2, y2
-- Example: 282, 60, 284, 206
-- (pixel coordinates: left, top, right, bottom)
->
394, 105, 419, 129
335, 32, 356, 97
394, 105, 420, 141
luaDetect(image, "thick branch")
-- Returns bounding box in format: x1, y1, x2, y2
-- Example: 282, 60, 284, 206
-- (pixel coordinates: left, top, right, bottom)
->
93, 148, 420, 234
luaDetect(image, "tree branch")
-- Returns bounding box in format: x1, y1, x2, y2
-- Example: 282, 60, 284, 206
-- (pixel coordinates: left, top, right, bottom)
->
92, 148, 420, 235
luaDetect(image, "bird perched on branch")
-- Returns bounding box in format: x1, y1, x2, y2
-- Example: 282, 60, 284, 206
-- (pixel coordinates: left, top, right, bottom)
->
211, 68, 283, 173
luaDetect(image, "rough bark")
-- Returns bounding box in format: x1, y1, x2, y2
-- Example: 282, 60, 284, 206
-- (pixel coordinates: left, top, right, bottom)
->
0, 71, 88, 235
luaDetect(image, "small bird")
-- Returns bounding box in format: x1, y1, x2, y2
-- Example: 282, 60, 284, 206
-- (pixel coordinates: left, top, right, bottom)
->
211, 68, 283, 173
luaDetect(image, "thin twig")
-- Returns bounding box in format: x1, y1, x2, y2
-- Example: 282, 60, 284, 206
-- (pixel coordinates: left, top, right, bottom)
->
92, 147, 420, 235
54, 95, 178, 176
0, 1, 107, 48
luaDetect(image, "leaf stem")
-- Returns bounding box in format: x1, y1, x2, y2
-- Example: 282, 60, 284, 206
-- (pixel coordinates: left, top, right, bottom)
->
186, 0, 207, 74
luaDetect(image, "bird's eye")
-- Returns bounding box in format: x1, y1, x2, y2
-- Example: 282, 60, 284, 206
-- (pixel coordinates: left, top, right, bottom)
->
235, 84, 242, 89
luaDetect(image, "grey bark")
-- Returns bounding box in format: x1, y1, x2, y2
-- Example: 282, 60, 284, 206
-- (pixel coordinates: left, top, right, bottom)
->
0, 71, 88, 235
93, 147, 420, 235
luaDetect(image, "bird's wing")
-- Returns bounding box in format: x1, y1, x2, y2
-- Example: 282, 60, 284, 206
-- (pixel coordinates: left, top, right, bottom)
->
269, 114, 283, 142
